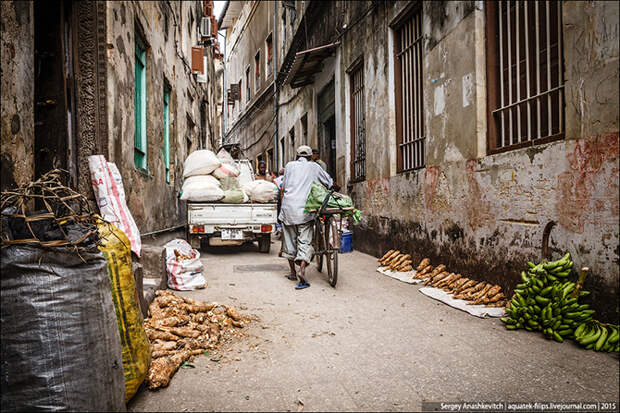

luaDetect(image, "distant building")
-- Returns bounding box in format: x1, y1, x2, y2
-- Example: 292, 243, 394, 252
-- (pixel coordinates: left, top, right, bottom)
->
1, 0, 221, 233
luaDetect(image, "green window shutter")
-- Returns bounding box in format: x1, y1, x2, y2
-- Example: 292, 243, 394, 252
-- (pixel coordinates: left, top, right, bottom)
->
134, 34, 147, 170
163, 88, 170, 183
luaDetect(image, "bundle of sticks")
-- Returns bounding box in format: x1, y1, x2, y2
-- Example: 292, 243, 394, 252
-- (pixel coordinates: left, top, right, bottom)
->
377, 250, 413, 272
144, 290, 249, 389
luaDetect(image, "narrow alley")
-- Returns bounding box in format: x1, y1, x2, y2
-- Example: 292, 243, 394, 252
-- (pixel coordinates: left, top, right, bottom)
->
1, 0, 619, 412
129, 245, 619, 412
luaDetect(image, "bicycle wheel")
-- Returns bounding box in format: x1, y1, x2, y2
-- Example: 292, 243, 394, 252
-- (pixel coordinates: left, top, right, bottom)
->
314, 219, 324, 272
324, 217, 338, 287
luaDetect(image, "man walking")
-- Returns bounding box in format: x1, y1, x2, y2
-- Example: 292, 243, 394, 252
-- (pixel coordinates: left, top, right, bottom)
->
311, 149, 327, 171
280, 146, 333, 289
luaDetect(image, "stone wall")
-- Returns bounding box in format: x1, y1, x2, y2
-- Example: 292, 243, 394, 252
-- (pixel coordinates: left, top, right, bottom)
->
1, 1, 34, 191
105, 1, 214, 233
341, 1, 618, 322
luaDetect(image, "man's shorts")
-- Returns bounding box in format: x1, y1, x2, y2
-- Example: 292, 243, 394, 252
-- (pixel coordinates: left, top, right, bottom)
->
281, 221, 314, 264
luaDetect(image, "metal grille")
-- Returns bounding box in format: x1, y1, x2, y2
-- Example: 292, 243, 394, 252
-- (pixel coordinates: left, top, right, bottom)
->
397, 10, 424, 171
493, 1, 563, 149
351, 64, 366, 181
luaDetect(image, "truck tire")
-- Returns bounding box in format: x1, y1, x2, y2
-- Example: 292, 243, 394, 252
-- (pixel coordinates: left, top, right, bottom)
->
189, 234, 201, 250
258, 235, 271, 253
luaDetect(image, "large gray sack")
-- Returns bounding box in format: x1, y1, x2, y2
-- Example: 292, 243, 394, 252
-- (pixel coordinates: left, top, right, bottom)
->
1, 244, 126, 411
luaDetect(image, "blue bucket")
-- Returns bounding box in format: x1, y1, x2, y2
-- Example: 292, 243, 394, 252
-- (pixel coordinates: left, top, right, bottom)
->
340, 231, 353, 253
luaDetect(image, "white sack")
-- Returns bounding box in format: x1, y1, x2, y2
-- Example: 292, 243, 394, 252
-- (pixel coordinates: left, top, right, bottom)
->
183, 150, 221, 178
181, 175, 224, 202
216, 148, 235, 164
243, 180, 278, 203
88, 155, 142, 257
163, 239, 206, 291
212, 163, 240, 179
237, 163, 254, 188
182, 175, 220, 191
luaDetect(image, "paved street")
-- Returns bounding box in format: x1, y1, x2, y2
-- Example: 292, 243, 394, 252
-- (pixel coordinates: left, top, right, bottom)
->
130, 241, 619, 412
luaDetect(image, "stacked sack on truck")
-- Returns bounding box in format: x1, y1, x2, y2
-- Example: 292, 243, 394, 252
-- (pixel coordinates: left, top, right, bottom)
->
180, 150, 224, 202
180, 148, 278, 203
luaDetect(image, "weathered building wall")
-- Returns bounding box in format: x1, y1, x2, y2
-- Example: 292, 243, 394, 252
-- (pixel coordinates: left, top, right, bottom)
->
105, 1, 212, 233
224, 1, 276, 170
1, 1, 35, 191
346, 1, 619, 322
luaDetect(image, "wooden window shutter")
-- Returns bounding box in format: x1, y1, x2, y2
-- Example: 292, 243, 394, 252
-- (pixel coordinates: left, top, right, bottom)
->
192, 47, 204, 73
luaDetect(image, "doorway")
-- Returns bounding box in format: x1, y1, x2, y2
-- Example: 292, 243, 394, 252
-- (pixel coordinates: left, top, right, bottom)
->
34, 0, 78, 186
318, 80, 336, 178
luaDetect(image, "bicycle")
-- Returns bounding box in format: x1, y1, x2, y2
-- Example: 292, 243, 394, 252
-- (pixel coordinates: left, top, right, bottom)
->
309, 189, 354, 287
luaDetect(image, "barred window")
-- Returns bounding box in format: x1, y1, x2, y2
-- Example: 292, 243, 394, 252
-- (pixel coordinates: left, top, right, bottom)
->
349, 61, 366, 182
486, 1, 564, 153
394, 7, 424, 171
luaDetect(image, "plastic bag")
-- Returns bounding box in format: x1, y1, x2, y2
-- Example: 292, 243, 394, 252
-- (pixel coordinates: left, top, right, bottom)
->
163, 239, 206, 290
89, 155, 142, 257
304, 182, 362, 223
219, 176, 241, 191
243, 180, 278, 203
237, 163, 254, 188
221, 189, 248, 204
304, 182, 354, 211
216, 148, 235, 164
212, 163, 240, 179
98, 220, 151, 403
180, 175, 224, 202
183, 150, 221, 178
1, 241, 126, 411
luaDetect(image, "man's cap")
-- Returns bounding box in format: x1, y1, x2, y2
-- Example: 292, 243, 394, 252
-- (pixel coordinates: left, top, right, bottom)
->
312, 148, 320, 154
296, 145, 312, 156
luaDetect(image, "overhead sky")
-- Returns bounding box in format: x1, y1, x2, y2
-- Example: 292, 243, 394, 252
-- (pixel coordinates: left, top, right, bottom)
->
214, 0, 226, 21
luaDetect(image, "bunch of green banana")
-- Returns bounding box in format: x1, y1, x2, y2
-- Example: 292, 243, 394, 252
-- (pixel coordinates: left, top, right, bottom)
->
574, 321, 620, 352
501, 253, 594, 342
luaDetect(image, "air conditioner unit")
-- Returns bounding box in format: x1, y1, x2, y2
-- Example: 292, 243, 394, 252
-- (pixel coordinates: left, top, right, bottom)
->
200, 17, 212, 39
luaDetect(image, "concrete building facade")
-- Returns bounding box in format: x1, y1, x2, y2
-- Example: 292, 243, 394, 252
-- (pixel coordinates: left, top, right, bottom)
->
221, 0, 618, 321
1, 0, 221, 234
220, 1, 278, 173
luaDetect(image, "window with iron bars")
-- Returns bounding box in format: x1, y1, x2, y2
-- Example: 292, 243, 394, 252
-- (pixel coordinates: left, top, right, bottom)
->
486, 1, 564, 153
394, 7, 424, 172
349, 61, 366, 182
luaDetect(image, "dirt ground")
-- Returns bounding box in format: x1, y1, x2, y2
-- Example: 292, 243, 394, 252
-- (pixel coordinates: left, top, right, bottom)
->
129, 241, 620, 412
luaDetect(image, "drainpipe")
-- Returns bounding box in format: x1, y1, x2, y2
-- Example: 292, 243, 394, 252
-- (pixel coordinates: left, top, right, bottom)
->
273, 0, 279, 168
220, 30, 227, 144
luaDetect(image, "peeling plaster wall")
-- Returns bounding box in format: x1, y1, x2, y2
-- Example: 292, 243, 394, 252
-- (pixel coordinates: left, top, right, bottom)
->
1, 1, 34, 191
105, 1, 211, 233
224, 1, 276, 169
345, 1, 619, 322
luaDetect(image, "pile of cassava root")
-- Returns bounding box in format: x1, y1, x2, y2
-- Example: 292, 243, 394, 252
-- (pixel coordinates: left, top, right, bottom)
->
378, 251, 507, 307
377, 250, 414, 272
144, 290, 250, 390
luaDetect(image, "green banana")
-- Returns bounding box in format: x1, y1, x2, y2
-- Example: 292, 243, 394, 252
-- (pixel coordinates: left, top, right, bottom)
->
574, 322, 587, 338
540, 286, 553, 297
535, 296, 550, 306
595, 325, 609, 351
580, 324, 601, 346
505, 324, 518, 330
552, 331, 564, 342
608, 326, 619, 344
